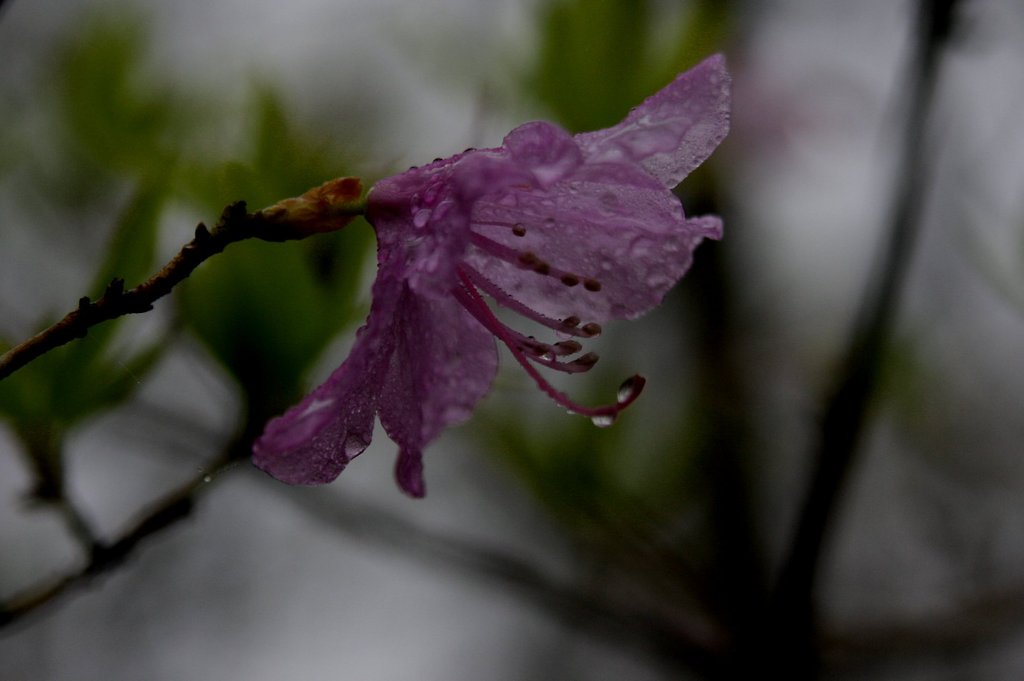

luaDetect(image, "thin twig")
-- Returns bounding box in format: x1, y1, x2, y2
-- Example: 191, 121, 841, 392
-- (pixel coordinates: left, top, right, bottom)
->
1, 202, 255, 382
770, 0, 961, 674
0, 185, 366, 383
0, 452, 239, 632
265, 482, 725, 677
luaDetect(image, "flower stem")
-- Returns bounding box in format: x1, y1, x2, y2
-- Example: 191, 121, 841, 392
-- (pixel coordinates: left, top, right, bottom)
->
0, 194, 363, 383
769, 0, 961, 674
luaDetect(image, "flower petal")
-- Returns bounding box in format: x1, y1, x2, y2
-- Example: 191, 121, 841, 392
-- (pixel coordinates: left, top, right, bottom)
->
251, 272, 403, 485
576, 54, 731, 187
468, 160, 712, 321
502, 121, 583, 188
377, 288, 498, 497
368, 149, 534, 300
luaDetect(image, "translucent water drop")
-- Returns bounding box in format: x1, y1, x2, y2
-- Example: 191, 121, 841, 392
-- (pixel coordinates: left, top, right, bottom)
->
617, 378, 638, 404
591, 414, 616, 428
202, 474, 212, 484
599, 192, 618, 211
343, 434, 370, 458
413, 208, 432, 228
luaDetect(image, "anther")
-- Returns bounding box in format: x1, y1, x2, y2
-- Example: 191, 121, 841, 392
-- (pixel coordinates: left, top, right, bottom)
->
516, 251, 553, 274
511, 224, 527, 237
532, 344, 554, 356
583, 278, 602, 292
568, 352, 599, 370
580, 322, 602, 337
560, 274, 580, 287
553, 340, 582, 355
561, 315, 581, 328
518, 252, 541, 268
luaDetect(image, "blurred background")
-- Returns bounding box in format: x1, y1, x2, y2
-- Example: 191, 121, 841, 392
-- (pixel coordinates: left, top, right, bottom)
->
3, 0, 1024, 679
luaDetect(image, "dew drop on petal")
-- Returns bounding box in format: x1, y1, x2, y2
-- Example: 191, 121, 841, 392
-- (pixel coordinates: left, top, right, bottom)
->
617, 376, 639, 403
413, 208, 432, 228
343, 434, 370, 458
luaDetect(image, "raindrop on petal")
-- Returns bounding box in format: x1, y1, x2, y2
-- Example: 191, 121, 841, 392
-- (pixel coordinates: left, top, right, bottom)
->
617, 376, 639, 403
413, 208, 432, 228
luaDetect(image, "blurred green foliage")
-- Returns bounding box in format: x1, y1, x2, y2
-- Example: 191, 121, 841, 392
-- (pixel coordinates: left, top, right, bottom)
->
485, 0, 731, 514
1, 10, 370, 491
0, 11, 180, 493
530, 0, 730, 131
177, 87, 372, 414
59, 14, 181, 173
0, 180, 166, 496
463, 0, 737, 614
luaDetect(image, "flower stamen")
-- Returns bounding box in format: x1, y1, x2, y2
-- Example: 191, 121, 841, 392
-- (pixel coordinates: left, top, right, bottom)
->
459, 265, 602, 339
454, 270, 643, 417
470, 232, 600, 296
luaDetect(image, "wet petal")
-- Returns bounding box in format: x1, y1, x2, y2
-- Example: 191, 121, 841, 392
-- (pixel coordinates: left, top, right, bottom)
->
377, 288, 498, 497
502, 121, 583, 188
576, 54, 731, 187
252, 275, 404, 485
468, 161, 712, 321
368, 150, 534, 300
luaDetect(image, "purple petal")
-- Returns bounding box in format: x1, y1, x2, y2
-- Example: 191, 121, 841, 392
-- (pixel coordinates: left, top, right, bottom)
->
377, 289, 498, 497
369, 150, 535, 301
502, 121, 583, 188
252, 273, 404, 485
467, 160, 712, 322
576, 54, 731, 187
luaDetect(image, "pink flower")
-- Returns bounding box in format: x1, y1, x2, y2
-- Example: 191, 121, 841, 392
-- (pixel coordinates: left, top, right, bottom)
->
253, 54, 731, 497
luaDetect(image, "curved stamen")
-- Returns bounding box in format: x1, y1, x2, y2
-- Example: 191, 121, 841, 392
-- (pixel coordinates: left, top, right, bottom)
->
468, 232, 603, 293
454, 269, 644, 419
470, 298, 599, 375
459, 265, 601, 338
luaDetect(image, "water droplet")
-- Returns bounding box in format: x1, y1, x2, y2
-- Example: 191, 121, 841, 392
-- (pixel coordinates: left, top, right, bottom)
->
413, 209, 432, 228
202, 474, 212, 484
616, 375, 645, 405
343, 434, 370, 458
617, 378, 637, 403
591, 414, 616, 428
645, 272, 672, 289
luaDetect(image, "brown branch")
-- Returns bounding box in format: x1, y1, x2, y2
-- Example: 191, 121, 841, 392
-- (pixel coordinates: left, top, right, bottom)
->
769, 0, 961, 676
1, 202, 251, 381
0, 452, 239, 631
0, 177, 366, 383
266, 483, 725, 677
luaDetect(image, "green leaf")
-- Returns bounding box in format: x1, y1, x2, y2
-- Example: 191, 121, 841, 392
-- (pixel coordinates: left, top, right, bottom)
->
529, 0, 732, 131
177, 222, 370, 409
0, 181, 167, 431
57, 12, 182, 178
176, 84, 372, 410
91, 180, 166, 293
